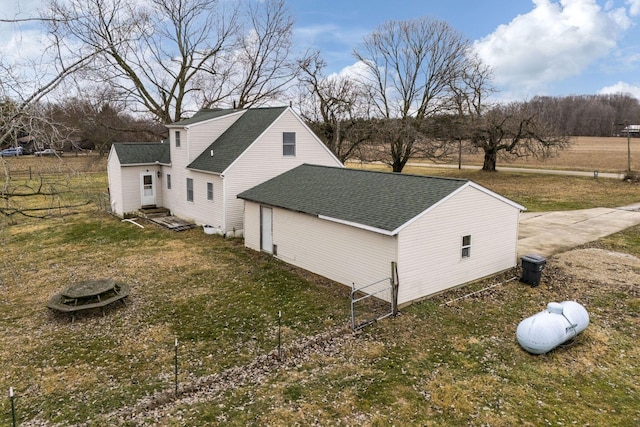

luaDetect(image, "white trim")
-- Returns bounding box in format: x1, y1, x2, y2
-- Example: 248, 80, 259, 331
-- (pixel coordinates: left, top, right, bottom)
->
318, 215, 396, 236
222, 107, 343, 175
391, 181, 525, 235
187, 167, 222, 176
468, 181, 526, 211
165, 110, 245, 128
121, 162, 171, 167
288, 107, 344, 166
222, 174, 227, 230
140, 172, 156, 206
318, 180, 524, 237
221, 108, 288, 175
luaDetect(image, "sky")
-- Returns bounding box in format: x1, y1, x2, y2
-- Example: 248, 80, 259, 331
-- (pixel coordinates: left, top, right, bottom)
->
2, 0, 640, 102
289, 0, 640, 101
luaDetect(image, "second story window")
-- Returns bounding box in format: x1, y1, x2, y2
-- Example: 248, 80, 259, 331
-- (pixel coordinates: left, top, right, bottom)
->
283, 132, 296, 156
175, 130, 181, 147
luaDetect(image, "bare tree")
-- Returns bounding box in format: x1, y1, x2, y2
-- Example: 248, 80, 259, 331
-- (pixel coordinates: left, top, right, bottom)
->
0, 20, 100, 148
446, 52, 495, 168
46, 95, 165, 154
297, 52, 371, 162
353, 17, 470, 172
46, 0, 300, 123
231, 0, 299, 108
46, 0, 238, 124
470, 102, 572, 171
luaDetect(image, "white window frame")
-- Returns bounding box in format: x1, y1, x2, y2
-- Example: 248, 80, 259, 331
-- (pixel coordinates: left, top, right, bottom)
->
461, 235, 471, 258
186, 178, 194, 202
283, 132, 296, 156
167, 173, 172, 190
175, 130, 181, 148
206, 182, 214, 201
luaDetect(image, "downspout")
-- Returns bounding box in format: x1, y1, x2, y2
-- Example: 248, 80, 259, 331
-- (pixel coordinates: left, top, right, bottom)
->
185, 126, 191, 163
515, 208, 524, 263
391, 261, 399, 316
221, 174, 226, 232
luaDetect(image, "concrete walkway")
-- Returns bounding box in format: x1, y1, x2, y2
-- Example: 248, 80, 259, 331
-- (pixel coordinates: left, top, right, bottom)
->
517, 203, 640, 257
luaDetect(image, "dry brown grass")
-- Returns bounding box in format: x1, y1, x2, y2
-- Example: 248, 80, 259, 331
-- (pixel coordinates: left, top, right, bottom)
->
441, 136, 640, 172
1, 145, 639, 425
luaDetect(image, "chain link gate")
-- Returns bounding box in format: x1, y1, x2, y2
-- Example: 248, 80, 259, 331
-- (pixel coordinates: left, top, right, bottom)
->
350, 262, 398, 331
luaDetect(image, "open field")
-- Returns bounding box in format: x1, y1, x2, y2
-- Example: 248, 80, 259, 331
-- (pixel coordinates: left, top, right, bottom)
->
0, 149, 639, 425
435, 136, 640, 173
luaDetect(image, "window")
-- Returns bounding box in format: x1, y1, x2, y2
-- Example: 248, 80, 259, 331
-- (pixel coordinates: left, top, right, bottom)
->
175, 130, 181, 147
461, 235, 471, 258
207, 182, 213, 201
167, 174, 172, 190
186, 178, 193, 202
283, 132, 296, 156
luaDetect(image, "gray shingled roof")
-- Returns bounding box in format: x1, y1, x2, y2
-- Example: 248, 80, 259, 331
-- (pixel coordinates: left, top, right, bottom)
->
187, 107, 287, 174
238, 164, 470, 233
113, 142, 170, 165
169, 108, 239, 127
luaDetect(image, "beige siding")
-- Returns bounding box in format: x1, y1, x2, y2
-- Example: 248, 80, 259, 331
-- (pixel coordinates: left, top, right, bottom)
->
245, 185, 519, 306
270, 207, 397, 301
163, 113, 242, 224
165, 171, 224, 226
183, 112, 243, 163
107, 146, 164, 216
116, 166, 161, 214
396, 185, 520, 305
225, 109, 342, 231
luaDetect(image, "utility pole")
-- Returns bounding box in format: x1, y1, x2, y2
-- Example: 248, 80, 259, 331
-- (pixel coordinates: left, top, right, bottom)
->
619, 121, 632, 173
627, 124, 632, 173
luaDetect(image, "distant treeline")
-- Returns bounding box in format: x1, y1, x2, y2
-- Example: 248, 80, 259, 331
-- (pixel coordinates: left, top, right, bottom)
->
528, 93, 640, 137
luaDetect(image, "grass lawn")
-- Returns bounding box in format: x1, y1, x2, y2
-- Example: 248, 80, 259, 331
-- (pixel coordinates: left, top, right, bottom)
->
0, 153, 639, 425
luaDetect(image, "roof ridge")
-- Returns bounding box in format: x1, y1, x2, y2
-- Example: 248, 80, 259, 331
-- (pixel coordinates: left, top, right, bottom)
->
302, 163, 468, 182
115, 141, 166, 145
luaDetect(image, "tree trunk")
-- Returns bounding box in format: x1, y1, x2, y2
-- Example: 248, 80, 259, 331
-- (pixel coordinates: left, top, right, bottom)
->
482, 150, 497, 171
391, 159, 404, 173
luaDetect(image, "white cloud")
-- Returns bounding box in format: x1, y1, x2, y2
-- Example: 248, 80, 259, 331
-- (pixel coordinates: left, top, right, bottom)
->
599, 80, 640, 98
474, 0, 632, 97
1, 1, 50, 63
329, 60, 370, 80
627, 0, 640, 15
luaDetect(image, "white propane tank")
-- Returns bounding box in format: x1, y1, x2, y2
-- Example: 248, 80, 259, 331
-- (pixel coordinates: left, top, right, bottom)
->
516, 301, 589, 354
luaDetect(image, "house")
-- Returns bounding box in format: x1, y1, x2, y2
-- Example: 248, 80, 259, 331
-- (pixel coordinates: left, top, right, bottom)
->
238, 164, 525, 307
107, 107, 343, 233
621, 124, 640, 137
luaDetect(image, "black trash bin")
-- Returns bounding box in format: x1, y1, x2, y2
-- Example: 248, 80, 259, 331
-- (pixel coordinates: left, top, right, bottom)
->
520, 254, 546, 286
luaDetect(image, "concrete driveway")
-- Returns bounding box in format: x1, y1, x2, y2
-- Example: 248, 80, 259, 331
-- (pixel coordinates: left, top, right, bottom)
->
517, 203, 640, 257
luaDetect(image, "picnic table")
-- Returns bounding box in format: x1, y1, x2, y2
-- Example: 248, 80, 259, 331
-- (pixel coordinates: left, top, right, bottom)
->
47, 278, 130, 321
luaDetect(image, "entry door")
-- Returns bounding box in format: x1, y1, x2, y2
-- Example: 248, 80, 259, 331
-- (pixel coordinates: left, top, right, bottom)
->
260, 206, 273, 254
140, 172, 156, 206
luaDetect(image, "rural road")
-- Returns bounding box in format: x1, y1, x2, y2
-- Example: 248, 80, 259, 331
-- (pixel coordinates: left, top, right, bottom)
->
407, 162, 624, 179
517, 203, 640, 258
